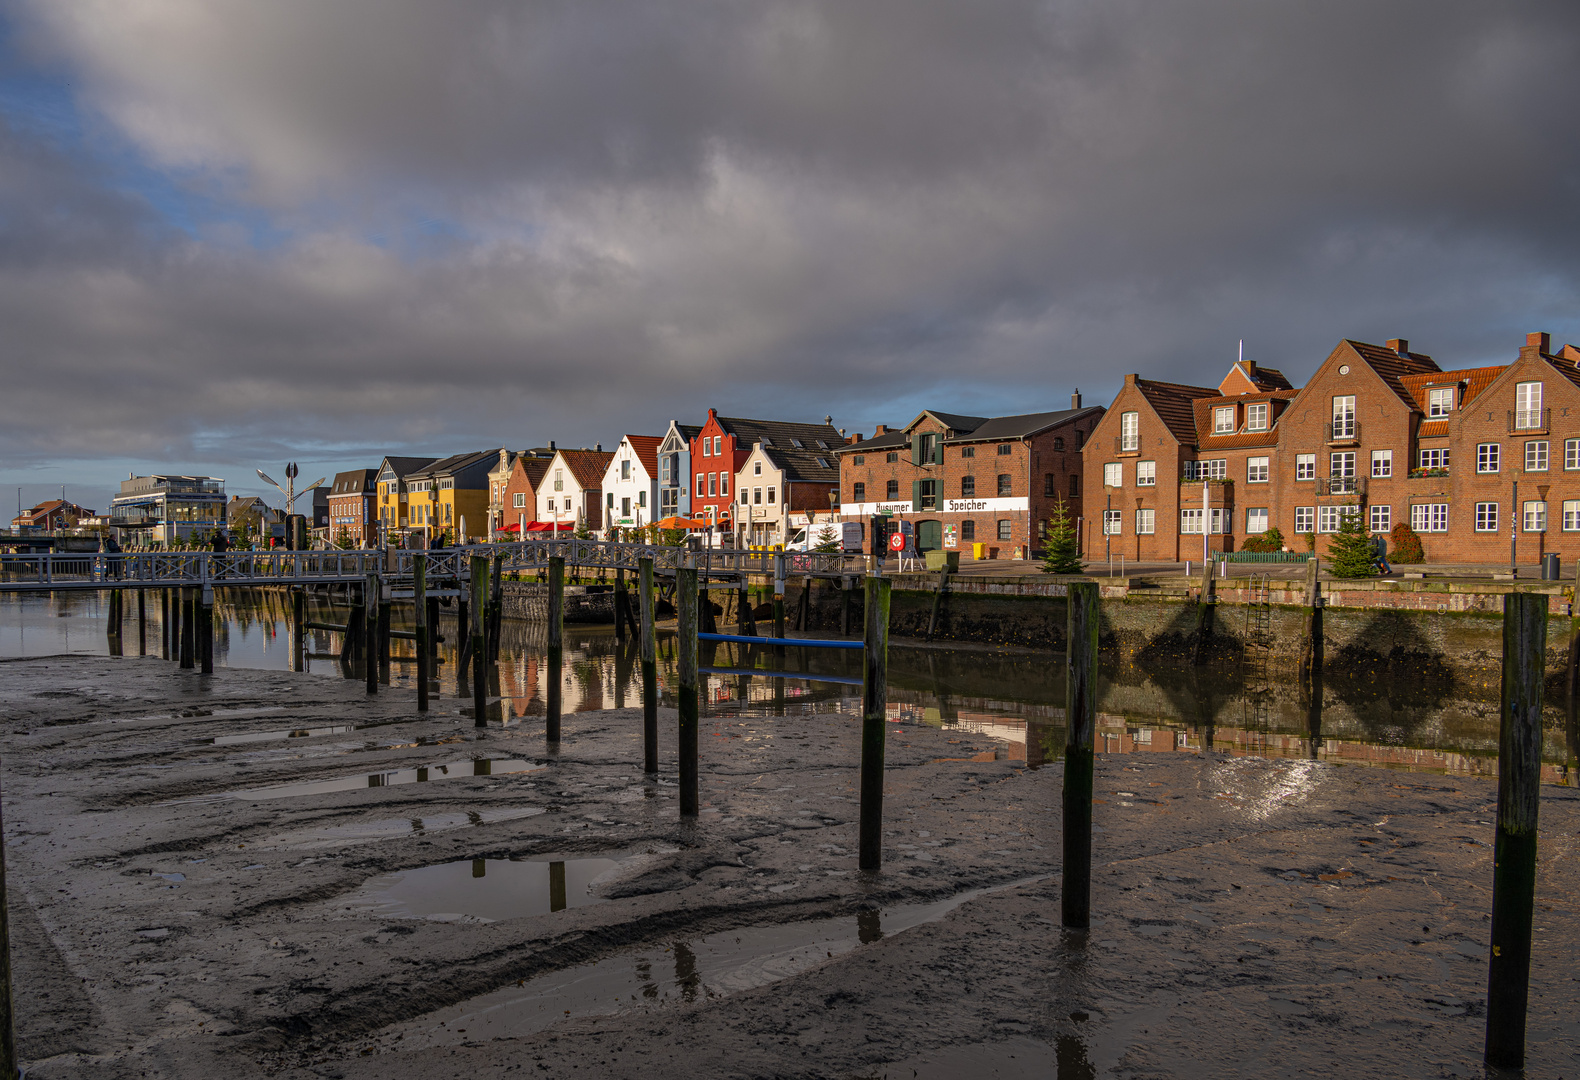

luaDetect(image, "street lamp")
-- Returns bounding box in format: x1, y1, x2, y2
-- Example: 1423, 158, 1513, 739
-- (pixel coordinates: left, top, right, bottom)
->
1510, 477, 1518, 578
257, 463, 326, 550
1104, 485, 1113, 562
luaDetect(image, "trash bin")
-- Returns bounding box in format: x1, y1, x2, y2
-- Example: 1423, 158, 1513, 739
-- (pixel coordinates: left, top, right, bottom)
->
1542, 552, 1560, 580
925, 550, 960, 572
972, 542, 986, 561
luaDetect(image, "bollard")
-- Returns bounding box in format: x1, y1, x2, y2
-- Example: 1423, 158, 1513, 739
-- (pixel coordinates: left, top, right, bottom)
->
364, 574, 379, 695
471, 554, 488, 727
137, 589, 147, 657
291, 586, 305, 673
1484, 591, 1547, 1070
858, 576, 892, 871
414, 554, 429, 713
547, 556, 564, 743
639, 557, 658, 775
0, 769, 17, 1080
677, 565, 699, 817
1062, 580, 1099, 928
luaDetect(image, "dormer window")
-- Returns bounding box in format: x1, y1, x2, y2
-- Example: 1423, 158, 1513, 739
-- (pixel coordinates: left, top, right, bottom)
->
1213, 407, 1235, 434
790, 438, 804, 449
1246, 403, 1268, 431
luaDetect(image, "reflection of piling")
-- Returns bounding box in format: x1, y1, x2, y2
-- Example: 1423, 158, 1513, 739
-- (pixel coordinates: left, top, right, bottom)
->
290, 586, 305, 673
1191, 568, 1215, 665
179, 588, 195, 669
1063, 580, 1098, 928
1298, 558, 1323, 684
106, 589, 122, 656
548, 861, 567, 912
377, 581, 391, 686
1305, 674, 1323, 760
858, 576, 892, 871
615, 568, 628, 643
137, 590, 146, 657
489, 554, 504, 662
0, 770, 18, 1080
414, 554, 429, 713
677, 566, 699, 817
546, 556, 564, 742
1484, 592, 1546, 1071
639, 557, 658, 774
161, 588, 172, 661
471, 554, 488, 727
363, 574, 379, 695
199, 581, 214, 675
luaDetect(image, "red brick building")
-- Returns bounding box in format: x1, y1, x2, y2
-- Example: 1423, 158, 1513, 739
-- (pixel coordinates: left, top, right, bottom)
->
499, 454, 554, 532
690, 410, 844, 538
836, 399, 1104, 557
325, 469, 376, 547
1089, 331, 1580, 564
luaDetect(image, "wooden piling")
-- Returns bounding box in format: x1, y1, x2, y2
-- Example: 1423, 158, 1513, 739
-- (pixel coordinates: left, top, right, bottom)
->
615, 567, 628, 642
200, 584, 215, 674
0, 769, 18, 1080
364, 574, 379, 695
743, 583, 758, 637
639, 557, 658, 775
1484, 591, 1547, 1070
1191, 567, 1216, 665
106, 589, 122, 656
377, 583, 392, 685
858, 576, 892, 871
1062, 580, 1099, 928
414, 554, 429, 713
1299, 557, 1323, 683
925, 568, 948, 642
677, 565, 699, 817
291, 586, 305, 673
179, 588, 195, 669
161, 588, 171, 660
471, 554, 489, 727
796, 579, 811, 631
842, 580, 853, 637
137, 589, 147, 656
489, 554, 505, 661
547, 556, 564, 743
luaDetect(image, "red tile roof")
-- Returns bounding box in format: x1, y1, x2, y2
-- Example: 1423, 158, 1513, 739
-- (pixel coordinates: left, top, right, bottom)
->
1191, 390, 1297, 449
1133, 378, 1220, 444
623, 435, 663, 481
1344, 340, 1440, 408
1397, 365, 1507, 416
557, 449, 615, 490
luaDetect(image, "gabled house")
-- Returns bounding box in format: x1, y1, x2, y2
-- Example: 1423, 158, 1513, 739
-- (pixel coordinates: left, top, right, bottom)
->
601, 435, 663, 530
326, 469, 377, 547
404, 450, 501, 544
375, 456, 438, 539
537, 448, 615, 532
657, 421, 702, 520
735, 439, 843, 547
691, 411, 844, 538
487, 447, 556, 539
10, 500, 92, 531
500, 452, 555, 534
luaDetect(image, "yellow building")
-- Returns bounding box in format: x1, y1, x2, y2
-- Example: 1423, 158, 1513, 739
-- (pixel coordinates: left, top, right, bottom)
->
402, 449, 500, 544
374, 456, 437, 539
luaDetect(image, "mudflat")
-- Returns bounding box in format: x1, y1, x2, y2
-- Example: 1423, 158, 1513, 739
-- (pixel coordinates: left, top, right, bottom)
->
1, 655, 1576, 1078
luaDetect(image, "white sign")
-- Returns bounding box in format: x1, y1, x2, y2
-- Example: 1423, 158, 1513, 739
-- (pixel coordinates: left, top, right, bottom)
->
843, 497, 1028, 516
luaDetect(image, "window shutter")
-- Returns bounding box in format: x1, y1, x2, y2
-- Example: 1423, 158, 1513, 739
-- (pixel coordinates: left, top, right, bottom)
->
912, 433, 923, 465
911, 480, 923, 512
934, 441, 944, 465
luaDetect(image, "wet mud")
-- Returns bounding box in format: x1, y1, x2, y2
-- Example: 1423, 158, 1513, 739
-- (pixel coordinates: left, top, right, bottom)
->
0, 655, 1577, 1078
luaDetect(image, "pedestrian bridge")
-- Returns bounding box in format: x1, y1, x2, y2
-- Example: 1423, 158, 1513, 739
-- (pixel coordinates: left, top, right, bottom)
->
0, 539, 867, 592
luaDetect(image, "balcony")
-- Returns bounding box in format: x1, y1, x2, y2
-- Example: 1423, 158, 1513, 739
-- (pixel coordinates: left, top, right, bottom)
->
1407, 467, 1450, 479
1316, 476, 1366, 496
1325, 419, 1361, 444
1509, 408, 1550, 433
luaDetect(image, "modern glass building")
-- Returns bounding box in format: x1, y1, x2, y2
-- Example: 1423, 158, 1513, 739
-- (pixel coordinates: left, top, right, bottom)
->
110, 474, 226, 546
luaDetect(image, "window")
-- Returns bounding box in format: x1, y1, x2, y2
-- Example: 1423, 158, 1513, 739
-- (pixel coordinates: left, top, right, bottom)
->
1317, 505, 1341, 533
998, 520, 1013, 542
1295, 506, 1314, 533
1246, 507, 1269, 533
1411, 503, 1449, 532
1184, 459, 1226, 480
720, 473, 728, 495
1213, 407, 1235, 434
1103, 463, 1122, 487
998, 443, 1012, 456
1525, 441, 1549, 471
1523, 501, 1547, 532
1120, 412, 1140, 452
1568, 440, 1580, 470
852, 455, 864, 466
1428, 387, 1454, 417
815, 457, 830, 469
1136, 460, 1155, 486
767, 487, 776, 504
852, 482, 865, 502
1475, 502, 1499, 532
1247, 457, 1269, 483
1419, 448, 1449, 471
1330, 452, 1355, 477
961, 476, 976, 497
1369, 504, 1391, 533
1477, 443, 1501, 473
513, 493, 525, 508
753, 462, 762, 475
713, 436, 723, 455
1135, 508, 1154, 534
554, 469, 564, 492
700, 439, 710, 458
960, 520, 976, 541
1296, 454, 1316, 480
661, 457, 672, 482
1180, 509, 1202, 534
563, 498, 571, 512
708, 473, 717, 497
789, 438, 803, 449
621, 497, 631, 517
961, 446, 975, 458
1371, 450, 1392, 478
1044, 474, 1057, 496
1053, 437, 1064, 451
886, 452, 899, 463
1070, 474, 1080, 496
1515, 381, 1543, 429
739, 488, 748, 505
621, 460, 631, 480
886, 480, 899, 500
638, 491, 646, 507
919, 433, 937, 463
1246, 403, 1268, 431
1103, 510, 1122, 535
997, 474, 1013, 496
1332, 395, 1355, 437
1564, 501, 1580, 531
695, 472, 704, 495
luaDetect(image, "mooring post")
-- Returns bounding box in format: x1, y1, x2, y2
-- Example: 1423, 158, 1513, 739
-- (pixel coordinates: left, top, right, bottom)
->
1063, 580, 1099, 928
377, 579, 392, 685
1299, 557, 1322, 682
547, 555, 564, 743
137, 589, 147, 657
179, 587, 195, 669
489, 553, 505, 661
0, 769, 17, 1080
639, 556, 658, 775
773, 553, 786, 641
677, 564, 699, 817
200, 561, 215, 675
858, 576, 892, 871
842, 578, 854, 637
414, 553, 429, 713
427, 594, 441, 660
471, 554, 489, 727
744, 582, 758, 637
291, 585, 305, 673
161, 588, 171, 661
925, 567, 948, 643
1484, 591, 1547, 1071
106, 589, 122, 656
364, 573, 379, 695
1192, 566, 1216, 666
615, 566, 628, 643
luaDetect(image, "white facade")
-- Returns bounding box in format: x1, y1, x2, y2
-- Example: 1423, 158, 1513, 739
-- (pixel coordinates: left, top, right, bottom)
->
537, 452, 591, 529
735, 445, 789, 546
601, 436, 660, 529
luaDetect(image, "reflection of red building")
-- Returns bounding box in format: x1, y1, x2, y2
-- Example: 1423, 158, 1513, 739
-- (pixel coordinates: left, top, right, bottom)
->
690, 409, 845, 538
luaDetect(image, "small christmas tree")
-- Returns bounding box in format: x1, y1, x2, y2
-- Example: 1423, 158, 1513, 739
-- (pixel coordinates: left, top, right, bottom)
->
813, 523, 840, 553
1039, 498, 1083, 574
1326, 504, 1377, 578
1389, 521, 1425, 563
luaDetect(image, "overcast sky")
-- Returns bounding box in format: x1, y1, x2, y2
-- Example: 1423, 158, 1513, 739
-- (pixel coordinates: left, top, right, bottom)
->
2, 1, 1578, 515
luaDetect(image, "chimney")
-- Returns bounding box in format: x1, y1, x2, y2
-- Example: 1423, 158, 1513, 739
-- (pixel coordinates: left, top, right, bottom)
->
838, 427, 846, 436
549, 440, 556, 451
874, 424, 888, 436
1386, 338, 1409, 356
596, 443, 602, 452
824, 415, 833, 426
1071, 389, 1082, 409
1527, 331, 1551, 354
1561, 344, 1580, 367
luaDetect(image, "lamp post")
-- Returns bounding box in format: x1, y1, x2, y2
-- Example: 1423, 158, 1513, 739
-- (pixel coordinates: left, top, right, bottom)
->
257, 463, 326, 550
1511, 477, 1518, 577
1538, 484, 1550, 562
1104, 486, 1113, 562
1135, 496, 1144, 561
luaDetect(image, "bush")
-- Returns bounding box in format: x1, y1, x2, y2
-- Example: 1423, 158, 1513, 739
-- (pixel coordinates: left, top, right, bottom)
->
1240, 526, 1285, 554
1300, 530, 1317, 552
1389, 522, 1425, 564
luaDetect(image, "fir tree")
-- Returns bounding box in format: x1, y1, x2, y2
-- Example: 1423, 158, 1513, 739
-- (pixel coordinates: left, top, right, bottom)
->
1389, 521, 1425, 563
812, 523, 840, 553
1326, 504, 1377, 578
1039, 498, 1083, 574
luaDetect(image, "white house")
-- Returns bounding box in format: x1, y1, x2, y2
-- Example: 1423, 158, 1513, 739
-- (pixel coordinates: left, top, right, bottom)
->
734, 440, 841, 547
600, 435, 662, 530
536, 447, 614, 532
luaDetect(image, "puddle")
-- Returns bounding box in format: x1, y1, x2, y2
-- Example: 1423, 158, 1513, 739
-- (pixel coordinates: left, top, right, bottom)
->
160, 758, 546, 804
339, 856, 620, 922
255, 807, 546, 850
213, 725, 353, 745
378, 875, 1047, 1051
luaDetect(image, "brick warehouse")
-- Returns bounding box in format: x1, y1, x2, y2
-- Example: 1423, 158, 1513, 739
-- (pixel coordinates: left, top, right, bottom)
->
1087, 331, 1580, 563
836, 398, 1104, 557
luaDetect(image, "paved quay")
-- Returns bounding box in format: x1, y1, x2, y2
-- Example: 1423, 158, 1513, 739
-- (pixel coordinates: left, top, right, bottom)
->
1, 655, 1576, 1078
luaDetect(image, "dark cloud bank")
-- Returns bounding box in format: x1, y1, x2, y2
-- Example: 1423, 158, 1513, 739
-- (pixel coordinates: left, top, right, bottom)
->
1, 0, 1578, 493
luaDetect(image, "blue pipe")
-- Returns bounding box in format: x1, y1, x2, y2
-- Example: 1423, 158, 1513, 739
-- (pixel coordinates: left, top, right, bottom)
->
697, 632, 862, 650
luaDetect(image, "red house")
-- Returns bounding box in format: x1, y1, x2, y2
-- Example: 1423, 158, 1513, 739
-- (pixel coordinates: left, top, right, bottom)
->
690, 409, 844, 539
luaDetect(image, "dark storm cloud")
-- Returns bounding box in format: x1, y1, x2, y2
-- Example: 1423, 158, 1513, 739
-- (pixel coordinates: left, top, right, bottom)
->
2, 0, 1579, 478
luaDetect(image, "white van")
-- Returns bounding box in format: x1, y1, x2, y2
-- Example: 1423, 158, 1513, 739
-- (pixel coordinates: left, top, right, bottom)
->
783, 521, 864, 553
